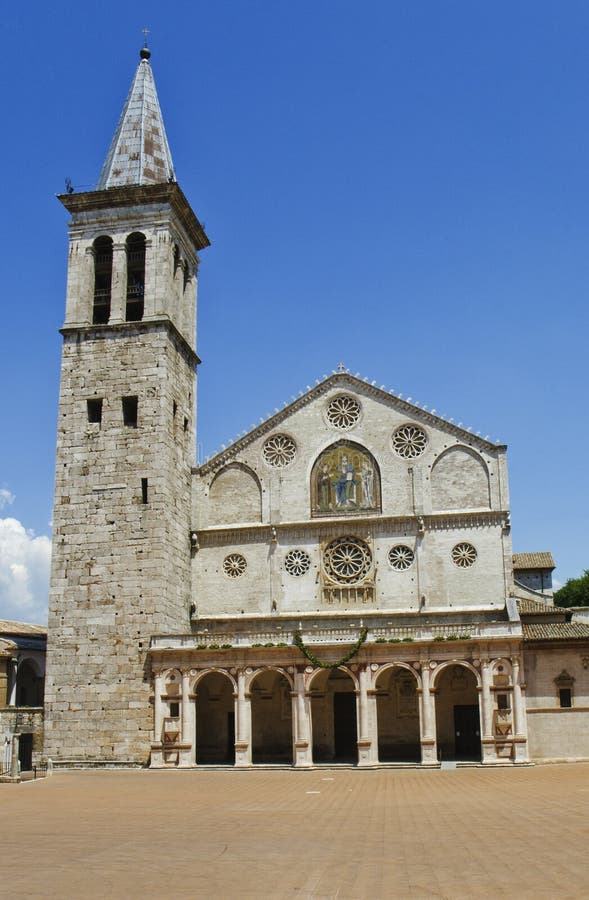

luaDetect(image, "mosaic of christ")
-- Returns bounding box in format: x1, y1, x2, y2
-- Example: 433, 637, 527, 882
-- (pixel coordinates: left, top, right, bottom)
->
311, 442, 381, 516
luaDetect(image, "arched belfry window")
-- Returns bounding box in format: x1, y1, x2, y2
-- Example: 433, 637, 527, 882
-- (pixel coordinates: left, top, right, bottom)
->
311, 440, 381, 517
126, 232, 146, 321
93, 236, 113, 324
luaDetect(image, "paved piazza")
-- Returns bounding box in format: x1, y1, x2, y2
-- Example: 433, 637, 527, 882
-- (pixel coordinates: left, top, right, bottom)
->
2, 765, 588, 899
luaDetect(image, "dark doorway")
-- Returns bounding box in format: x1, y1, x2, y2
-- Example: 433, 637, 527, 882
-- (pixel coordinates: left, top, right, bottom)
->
18, 733, 33, 771
454, 705, 481, 760
334, 692, 357, 760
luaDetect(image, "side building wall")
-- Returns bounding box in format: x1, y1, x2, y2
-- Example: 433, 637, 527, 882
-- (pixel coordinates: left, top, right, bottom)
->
524, 643, 589, 761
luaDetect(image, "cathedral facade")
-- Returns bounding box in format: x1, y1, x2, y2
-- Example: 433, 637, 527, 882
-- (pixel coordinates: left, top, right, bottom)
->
43, 49, 589, 769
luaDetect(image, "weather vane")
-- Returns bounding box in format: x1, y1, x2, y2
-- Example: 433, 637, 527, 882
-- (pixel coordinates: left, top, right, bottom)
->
142, 27, 150, 48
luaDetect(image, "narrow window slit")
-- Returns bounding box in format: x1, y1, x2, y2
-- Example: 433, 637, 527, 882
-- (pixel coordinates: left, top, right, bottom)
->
122, 396, 138, 427
87, 398, 103, 424
141, 478, 148, 504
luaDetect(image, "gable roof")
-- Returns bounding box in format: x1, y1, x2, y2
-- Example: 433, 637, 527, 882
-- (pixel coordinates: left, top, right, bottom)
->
513, 552, 555, 571
197, 370, 505, 476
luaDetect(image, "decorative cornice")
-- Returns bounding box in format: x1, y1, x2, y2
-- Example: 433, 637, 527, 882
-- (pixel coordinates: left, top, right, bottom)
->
195, 373, 505, 477
59, 182, 210, 252
194, 510, 509, 546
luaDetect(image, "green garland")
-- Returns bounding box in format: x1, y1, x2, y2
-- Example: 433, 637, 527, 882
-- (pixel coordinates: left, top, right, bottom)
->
293, 627, 368, 669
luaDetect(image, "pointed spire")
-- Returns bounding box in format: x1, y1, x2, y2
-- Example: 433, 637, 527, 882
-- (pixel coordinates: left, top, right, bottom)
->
97, 45, 175, 190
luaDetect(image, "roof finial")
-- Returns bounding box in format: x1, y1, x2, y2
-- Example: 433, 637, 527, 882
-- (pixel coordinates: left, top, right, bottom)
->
140, 27, 151, 60
337, 362, 346, 373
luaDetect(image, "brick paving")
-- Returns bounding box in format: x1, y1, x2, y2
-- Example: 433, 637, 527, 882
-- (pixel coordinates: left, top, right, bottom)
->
2, 765, 589, 899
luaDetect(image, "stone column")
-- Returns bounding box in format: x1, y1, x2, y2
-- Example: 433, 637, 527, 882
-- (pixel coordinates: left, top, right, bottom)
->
109, 243, 127, 323
153, 670, 165, 749
80, 246, 95, 324
0, 661, 7, 708
235, 670, 252, 767
8, 659, 17, 707
179, 670, 193, 767
143, 239, 154, 319
293, 671, 312, 767
480, 658, 496, 764
357, 666, 378, 766
419, 663, 437, 765
10, 733, 20, 780
511, 656, 529, 763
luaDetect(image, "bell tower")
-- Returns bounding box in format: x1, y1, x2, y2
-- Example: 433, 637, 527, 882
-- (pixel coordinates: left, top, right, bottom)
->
44, 47, 209, 765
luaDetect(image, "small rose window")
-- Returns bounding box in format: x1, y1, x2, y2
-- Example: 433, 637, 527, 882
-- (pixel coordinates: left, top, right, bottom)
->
262, 434, 296, 468
326, 395, 361, 429
451, 542, 477, 568
388, 545, 415, 571
223, 553, 247, 578
284, 549, 311, 576
392, 424, 427, 459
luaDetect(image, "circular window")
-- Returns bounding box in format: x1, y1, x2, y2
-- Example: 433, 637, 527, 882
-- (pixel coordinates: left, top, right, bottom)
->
451, 542, 477, 568
223, 553, 247, 578
323, 536, 372, 584
326, 395, 361, 430
284, 549, 311, 577
388, 545, 415, 570
262, 434, 296, 468
392, 424, 427, 459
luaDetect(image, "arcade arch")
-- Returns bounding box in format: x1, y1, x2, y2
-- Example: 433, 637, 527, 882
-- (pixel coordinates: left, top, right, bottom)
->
194, 671, 235, 765
375, 665, 420, 762
434, 663, 481, 762
310, 668, 358, 763
250, 669, 293, 764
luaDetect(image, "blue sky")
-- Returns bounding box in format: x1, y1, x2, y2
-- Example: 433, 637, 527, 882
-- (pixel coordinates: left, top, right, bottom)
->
1, 2, 588, 620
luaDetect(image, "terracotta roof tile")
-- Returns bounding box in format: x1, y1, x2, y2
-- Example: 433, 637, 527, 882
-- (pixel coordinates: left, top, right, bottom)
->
523, 622, 589, 641
513, 552, 555, 570
517, 598, 560, 616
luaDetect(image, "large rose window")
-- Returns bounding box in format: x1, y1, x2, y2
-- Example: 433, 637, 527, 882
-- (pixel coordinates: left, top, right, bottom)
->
323, 536, 372, 584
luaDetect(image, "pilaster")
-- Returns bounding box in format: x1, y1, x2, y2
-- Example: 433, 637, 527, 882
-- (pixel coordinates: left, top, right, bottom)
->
235, 669, 252, 767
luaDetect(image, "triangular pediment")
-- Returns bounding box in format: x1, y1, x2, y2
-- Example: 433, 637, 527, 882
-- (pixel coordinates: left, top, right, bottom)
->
197, 371, 504, 476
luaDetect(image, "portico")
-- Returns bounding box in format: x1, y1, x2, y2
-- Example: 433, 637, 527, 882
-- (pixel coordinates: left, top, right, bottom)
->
149, 620, 529, 769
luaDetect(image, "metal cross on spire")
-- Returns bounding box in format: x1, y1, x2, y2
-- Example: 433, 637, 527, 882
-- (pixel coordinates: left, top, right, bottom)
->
142, 27, 150, 48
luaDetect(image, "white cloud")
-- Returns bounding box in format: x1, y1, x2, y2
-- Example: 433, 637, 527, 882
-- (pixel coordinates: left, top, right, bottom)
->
0, 488, 15, 511
0, 517, 51, 624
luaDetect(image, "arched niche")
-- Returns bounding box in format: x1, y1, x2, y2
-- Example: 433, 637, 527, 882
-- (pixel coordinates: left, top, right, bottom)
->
208, 463, 262, 526
311, 440, 381, 517
431, 446, 490, 511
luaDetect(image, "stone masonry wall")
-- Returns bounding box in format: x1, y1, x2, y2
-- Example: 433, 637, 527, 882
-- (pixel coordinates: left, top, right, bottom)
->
45, 324, 195, 764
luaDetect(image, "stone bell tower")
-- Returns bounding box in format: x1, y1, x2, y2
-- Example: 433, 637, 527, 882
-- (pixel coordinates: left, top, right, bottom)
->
44, 46, 209, 765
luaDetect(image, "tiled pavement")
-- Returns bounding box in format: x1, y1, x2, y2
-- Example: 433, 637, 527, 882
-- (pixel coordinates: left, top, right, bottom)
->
2, 764, 588, 899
